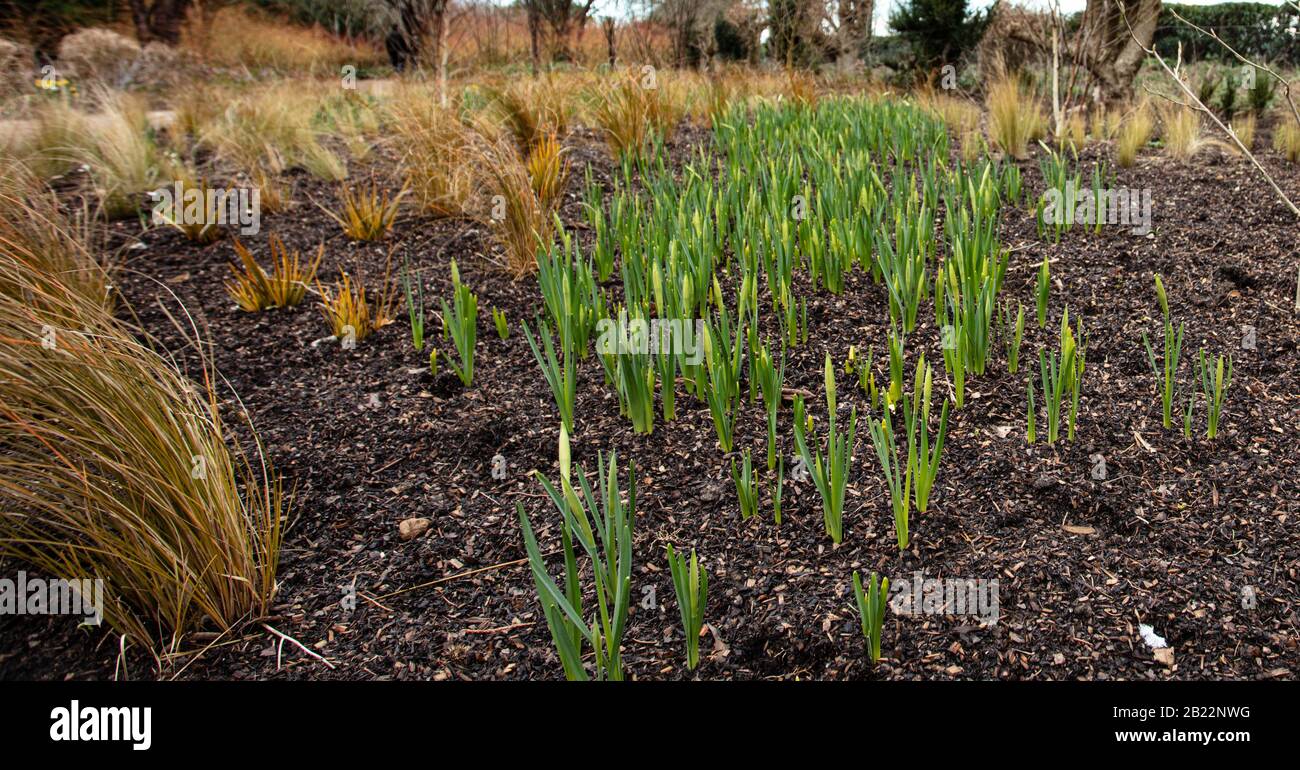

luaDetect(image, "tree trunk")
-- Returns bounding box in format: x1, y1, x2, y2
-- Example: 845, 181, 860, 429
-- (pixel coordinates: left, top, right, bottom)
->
602, 17, 616, 67
527, 2, 542, 74
1080, 0, 1162, 104
129, 0, 194, 45
434, 3, 449, 108
836, 0, 870, 70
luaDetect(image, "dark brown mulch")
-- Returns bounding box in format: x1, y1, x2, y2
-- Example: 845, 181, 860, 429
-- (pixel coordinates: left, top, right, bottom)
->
2, 118, 1298, 682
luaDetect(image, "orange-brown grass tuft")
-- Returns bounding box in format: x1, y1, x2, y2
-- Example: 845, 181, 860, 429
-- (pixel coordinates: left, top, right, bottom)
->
388, 91, 478, 217
185, 5, 383, 73
488, 77, 571, 152
316, 257, 398, 343
0, 175, 284, 650
321, 179, 406, 241
591, 74, 653, 162
526, 132, 570, 214
1272, 117, 1300, 162
986, 72, 1045, 159
483, 139, 555, 276
1116, 100, 1154, 168
786, 70, 818, 109
226, 235, 323, 311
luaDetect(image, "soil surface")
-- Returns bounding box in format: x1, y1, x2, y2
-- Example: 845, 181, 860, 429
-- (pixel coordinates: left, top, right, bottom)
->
2, 110, 1298, 682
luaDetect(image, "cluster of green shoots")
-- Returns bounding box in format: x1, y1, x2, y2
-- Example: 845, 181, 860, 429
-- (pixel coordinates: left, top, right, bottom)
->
527, 231, 603, 433
934, 162, 1010, 408
866, 354, 949, 551
517, 426, 636, 680
853, 571, 890, 665
792, 355, 858, 544
1027, 309, 1085, 444
666, 545, 708, 671
1141, 274, 1233, 439
439, 259, 477, 386
1034, 144, 1115, 243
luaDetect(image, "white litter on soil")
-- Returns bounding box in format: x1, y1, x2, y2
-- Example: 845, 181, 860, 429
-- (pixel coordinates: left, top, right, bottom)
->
1139, 624, 1168, 650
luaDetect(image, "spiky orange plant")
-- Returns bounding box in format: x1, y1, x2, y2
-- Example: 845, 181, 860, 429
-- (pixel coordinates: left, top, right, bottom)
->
316, 256, 398, 343
155, 174, 224, 245
484, 139, 555, 276
317, 271, 373, 343
322, 179, 407, 241
526, 131, 570, 213
226, 235, 323, 311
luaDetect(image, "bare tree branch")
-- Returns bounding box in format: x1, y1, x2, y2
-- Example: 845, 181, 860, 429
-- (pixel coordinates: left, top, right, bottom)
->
1120, 2, 1299, 218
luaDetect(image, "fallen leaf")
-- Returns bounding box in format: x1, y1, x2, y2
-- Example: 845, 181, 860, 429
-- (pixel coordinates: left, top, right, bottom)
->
1133, 431, 1155, 453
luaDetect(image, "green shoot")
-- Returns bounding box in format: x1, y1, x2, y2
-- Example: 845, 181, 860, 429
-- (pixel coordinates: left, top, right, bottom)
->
524, 319, 577, 434
492, 307, 509, 340
1197, 349, 1232, 439
401, 254, 424, 352
666, 544, 708, 671
1036, 308, 1085, 443
519, 426, 636, 681
1026, 377, 1036, 444
906, 354, 949, 514
1141, 273, 1185, 430
1005, 301, 1024, 374
730, 449, 758, 521
1036, 258, 1050, 329
791, 354, 857, 544
852, 571, 889, 665
772, 457, 784, 525
439, 259, 477, 386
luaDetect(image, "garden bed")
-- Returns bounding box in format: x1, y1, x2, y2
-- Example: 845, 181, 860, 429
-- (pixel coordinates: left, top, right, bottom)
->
2, 105, 1297, 682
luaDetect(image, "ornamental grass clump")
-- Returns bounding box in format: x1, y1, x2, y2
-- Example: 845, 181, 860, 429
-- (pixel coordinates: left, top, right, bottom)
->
1116, 100, 1154, 168
483, 139, 555, 277
986, 73, 1044, 159
0, 177, 283, 650
591, 74, 653, 163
